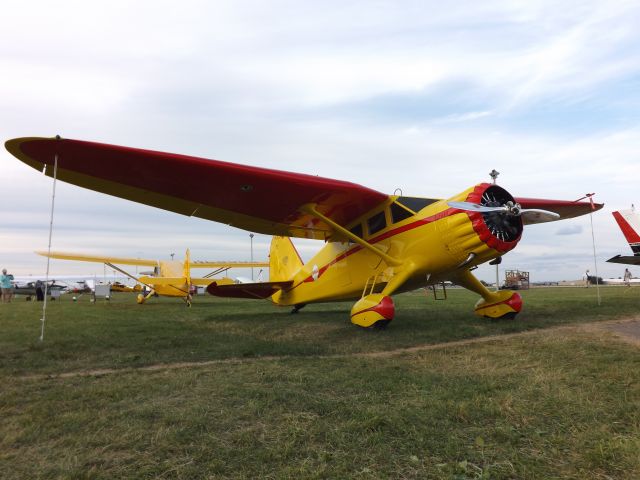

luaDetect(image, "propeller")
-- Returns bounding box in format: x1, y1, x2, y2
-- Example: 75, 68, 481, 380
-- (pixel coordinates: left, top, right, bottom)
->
448, 201, 560, 224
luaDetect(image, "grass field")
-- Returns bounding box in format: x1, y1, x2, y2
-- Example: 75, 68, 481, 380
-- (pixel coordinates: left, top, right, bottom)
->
1, 287, 639, 479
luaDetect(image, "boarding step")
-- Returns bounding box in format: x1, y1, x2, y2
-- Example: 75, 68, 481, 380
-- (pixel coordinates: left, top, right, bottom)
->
426, 282, 448, 300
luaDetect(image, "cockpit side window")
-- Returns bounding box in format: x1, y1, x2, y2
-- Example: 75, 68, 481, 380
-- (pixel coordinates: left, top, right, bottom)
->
390, 202, 414, 223
367, 211, 386, 236
349, 223, 363, 239
396, 196, 438, 213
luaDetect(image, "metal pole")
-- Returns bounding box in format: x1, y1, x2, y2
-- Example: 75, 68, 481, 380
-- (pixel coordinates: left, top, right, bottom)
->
589, 210, 601, 305
574, 193, 601, 306
250, 233, 254, 280
490, 169, 500, 290
41, 152, 59, 342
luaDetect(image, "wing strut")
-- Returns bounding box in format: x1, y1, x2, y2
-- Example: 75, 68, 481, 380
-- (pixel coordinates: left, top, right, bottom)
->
104, 262, 154, 291
301, 203, 402, 266
204, 267, 230, 278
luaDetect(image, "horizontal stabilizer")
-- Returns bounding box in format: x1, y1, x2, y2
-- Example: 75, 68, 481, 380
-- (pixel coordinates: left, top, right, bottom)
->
138, 276, 214, 287
606, 255, 640, 266
207, 280, 292, 299
138, 276, 187, 285
138, 276, 229, 286
189, 261, 269, 268
190, 278, 219, 286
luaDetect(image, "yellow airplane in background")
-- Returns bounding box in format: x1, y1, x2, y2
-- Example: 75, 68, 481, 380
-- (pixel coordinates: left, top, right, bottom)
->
37, 249, 268, 306
9, 136, 602, 327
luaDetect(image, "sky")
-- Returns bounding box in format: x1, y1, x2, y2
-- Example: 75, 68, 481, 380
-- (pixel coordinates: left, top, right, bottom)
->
2, 0, 640, 283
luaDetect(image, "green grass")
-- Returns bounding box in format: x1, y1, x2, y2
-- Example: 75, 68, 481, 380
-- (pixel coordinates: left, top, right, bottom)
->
1, 287, 639, 478
1, 286, 638, 377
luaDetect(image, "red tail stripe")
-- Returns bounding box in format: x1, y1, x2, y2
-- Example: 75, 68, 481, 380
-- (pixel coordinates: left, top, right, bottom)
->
612, 211, 640, 244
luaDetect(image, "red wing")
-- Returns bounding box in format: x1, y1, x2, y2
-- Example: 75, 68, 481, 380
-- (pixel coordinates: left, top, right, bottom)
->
6, 137, 389, 240
206, 280, 292, 299
515, 197, 604, 225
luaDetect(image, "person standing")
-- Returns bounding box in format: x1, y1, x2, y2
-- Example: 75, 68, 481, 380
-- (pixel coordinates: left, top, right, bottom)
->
35, 279, 45, 301
584, 269, 590, 288
1, 268, 14, 303
624, 268, 632, 287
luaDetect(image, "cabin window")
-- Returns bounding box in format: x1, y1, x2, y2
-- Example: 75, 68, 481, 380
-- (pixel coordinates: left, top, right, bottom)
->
391, 202, 413, 223
349, 223, 363, 239
396, 196, 437, 213
367, 211, 386, 236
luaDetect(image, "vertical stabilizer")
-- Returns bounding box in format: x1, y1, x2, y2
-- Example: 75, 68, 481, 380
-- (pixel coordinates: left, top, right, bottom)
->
269, 236, 303, 282
612, 209, 640, 255
183, 249, 191, 282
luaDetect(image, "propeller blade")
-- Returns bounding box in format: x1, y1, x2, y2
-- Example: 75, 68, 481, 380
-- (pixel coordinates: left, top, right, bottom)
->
520, 209, 560, 224
449, 201, 560, 224
447, 201, 506, 213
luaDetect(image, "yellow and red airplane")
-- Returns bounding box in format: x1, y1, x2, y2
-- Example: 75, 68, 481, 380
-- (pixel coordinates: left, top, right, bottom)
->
36, 249, 268, 306
7, 136, 602, 326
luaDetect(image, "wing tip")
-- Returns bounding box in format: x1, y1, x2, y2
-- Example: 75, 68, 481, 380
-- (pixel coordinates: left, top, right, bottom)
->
5, 136, 59, 172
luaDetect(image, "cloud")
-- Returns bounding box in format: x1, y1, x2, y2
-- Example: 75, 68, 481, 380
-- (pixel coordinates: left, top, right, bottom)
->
2, 0, 640, 282
556, 225, 584, 235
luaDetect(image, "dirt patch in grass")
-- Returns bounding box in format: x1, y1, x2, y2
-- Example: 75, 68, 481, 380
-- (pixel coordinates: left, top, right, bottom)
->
597, 318, 640, 346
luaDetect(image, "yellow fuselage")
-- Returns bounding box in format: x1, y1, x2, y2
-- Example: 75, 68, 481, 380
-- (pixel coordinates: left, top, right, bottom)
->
271, 184, 510, 306
150, 261, 191, 297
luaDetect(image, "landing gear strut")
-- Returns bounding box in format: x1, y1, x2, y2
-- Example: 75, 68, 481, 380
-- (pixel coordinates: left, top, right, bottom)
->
291, 303, 306, 314
137, 289, 156, 304
454, 269, 522, 319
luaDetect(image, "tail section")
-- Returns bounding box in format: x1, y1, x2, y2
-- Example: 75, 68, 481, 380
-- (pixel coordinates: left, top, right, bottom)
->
183, 249, 191, 283
612, 209, 640, 255
269, 236, 303, 282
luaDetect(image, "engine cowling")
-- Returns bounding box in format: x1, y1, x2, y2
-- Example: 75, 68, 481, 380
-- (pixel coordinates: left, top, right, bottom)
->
437, 184, 523, 270
465, 183, 523, 253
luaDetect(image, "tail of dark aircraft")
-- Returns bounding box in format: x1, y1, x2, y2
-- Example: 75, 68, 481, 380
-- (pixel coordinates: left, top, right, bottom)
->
612, 208, 640, 255
607, 208, 640, 266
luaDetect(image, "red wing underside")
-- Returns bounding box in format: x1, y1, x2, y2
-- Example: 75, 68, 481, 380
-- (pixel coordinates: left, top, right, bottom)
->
6, 137, 389, 240
206, 281, 292, 299
515, 197, 603, 224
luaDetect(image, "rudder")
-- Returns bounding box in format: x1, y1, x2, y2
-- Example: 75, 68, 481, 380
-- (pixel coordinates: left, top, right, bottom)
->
269, 236, 303, 282
613, 209, 640, 255
183, 248, 191, 282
